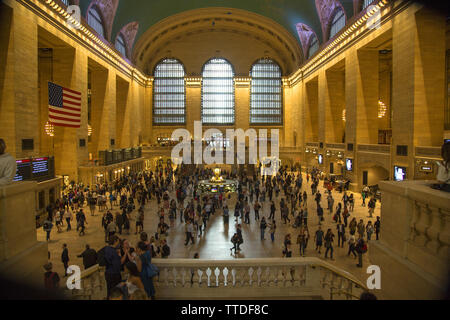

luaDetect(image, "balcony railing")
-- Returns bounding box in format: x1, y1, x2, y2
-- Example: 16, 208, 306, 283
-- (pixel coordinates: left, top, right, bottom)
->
67, 258, 367, 300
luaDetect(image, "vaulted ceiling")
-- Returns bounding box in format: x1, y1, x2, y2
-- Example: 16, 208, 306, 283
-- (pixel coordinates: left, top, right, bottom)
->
77, 0, 364, 74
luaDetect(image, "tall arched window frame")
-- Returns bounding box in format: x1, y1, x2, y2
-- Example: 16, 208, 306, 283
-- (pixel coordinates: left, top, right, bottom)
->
250, 59, 283, 125
115, 34, 127, 58
201, 58, 235, 125
61, 0, 69, 6
87, 6, 105, 38
308, 35, 319, 59
153, 59, 186, 125
329, 8, 345, 40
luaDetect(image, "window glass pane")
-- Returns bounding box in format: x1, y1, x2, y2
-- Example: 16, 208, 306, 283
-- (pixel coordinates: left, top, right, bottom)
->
201, 58, 235, 125
329, 9, 345, 39
308, 35, 319, 59
87, 7, 105, 38
153, 59, 186, 125
61, 0, 69, 6
115, 34, 127, 57
250, 59, 282, 125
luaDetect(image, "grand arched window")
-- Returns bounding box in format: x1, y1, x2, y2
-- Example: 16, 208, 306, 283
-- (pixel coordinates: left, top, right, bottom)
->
329, 8, 345, 39
87, 7, 105, 38
308, 35, 319, 59
201, 58, 235, 125
115, 34, 127, 57
250, 59, 282, 124
153, 59, 186, 125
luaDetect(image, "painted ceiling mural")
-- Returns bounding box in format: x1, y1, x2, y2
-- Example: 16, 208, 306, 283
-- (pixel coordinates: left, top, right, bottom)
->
78, 0, 360, 60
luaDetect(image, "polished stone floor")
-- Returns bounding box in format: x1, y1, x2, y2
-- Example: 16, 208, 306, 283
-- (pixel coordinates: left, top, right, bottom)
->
37, 174, 381, 294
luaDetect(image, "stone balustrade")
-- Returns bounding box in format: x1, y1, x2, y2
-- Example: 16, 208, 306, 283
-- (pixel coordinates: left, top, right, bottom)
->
67, 258, 367, 300
371, 180, 450, 299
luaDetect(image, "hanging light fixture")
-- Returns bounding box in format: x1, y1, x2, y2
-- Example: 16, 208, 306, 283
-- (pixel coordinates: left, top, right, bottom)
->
342, 109, 346, 122
378, 101, 387, 118
45, 121, 55, 137
88, 124, 93, 137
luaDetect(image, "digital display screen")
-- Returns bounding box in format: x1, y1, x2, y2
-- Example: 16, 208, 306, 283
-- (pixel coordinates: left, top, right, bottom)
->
394, 166, 407, 181
32, 157, 49, 177
14, 159, 32, 182
13, 157, 54, 182
318, 154, 323, 165
346, 158, 353, 171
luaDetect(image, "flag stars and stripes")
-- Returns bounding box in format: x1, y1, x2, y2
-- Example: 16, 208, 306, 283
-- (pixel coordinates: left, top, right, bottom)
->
48, 82, 81, 128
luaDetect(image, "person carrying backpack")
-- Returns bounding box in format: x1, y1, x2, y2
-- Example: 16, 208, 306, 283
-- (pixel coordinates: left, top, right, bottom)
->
43, 263, 60, 291
43, 219, 53, 242
355, 238, 368, 268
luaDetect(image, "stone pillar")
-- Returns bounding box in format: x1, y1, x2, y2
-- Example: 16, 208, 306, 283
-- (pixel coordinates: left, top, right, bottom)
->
325, 68, 346, 144
90, 67, 116, 154
0, 2, 39, 159
235, 84, 250, 132
52, 47, 88, 181
392, 5, 446, 178
143, 84, 153, 144
186, 83, 201, 137
0, 182, 48, 287
305, 78, 319, 143
116, 77, 130, 148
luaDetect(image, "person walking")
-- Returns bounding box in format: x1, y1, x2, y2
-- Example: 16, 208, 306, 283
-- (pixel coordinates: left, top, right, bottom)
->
314, 225, 324, 254
347, 235, 357, 258
43, 262, 60, 292
324, 229, 335, 260
254, 200, 261, 221
357, 219, 365, 239
374, 216, 381, 240
43, 218, 53, 242
77, 244, 97, 270
355, 237, 368, 268
269, 220, 277, 243
61, 243, 69, 277
184, 220, 194, 246
64, 209, 72, 231
260, 217, 267, 240
337, 222, 346, 248
366, 221, 374, 241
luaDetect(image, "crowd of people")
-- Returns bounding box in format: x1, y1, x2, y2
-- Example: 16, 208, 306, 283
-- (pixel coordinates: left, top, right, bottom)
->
42, 162, 381, 299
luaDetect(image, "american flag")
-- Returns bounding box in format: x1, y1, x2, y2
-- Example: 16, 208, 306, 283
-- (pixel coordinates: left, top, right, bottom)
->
48, 82, 81, 128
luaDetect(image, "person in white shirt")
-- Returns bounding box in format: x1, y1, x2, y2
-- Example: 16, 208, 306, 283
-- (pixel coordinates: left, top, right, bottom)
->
0, 139, 17, 186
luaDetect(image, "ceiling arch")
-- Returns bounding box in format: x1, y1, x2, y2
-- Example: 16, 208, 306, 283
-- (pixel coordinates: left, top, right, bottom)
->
133, 8, 304, 75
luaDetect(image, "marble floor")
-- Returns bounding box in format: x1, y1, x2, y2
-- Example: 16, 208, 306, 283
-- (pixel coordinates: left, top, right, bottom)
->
37, 174, 382, 296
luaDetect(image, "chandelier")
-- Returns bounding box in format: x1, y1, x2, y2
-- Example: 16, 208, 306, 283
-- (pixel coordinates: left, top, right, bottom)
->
378, 100, 387, 118
45, 121, 54, 137
342, 109, 346, 122
88, 124, 93, 137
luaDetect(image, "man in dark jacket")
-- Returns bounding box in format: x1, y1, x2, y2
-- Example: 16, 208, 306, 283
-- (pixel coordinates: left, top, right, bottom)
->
77, 244, 97, 270
104, 235, 122, 299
